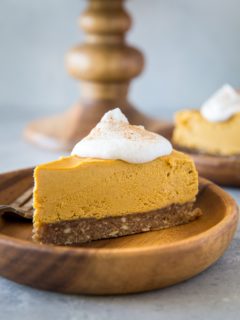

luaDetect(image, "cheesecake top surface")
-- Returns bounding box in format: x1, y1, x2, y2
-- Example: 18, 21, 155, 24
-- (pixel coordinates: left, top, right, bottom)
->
37, 149, 190, 170
176, 108, 240, 124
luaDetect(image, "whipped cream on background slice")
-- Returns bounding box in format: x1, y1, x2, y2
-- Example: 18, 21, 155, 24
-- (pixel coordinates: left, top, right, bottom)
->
71, 108, 172, 163
200, 84, 240, 122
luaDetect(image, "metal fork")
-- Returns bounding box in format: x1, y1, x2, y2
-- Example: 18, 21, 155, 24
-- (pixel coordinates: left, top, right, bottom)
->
0, 187, 33, 220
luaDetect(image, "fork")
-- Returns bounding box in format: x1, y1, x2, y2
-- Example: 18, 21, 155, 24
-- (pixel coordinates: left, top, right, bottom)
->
0, 187, 33, 220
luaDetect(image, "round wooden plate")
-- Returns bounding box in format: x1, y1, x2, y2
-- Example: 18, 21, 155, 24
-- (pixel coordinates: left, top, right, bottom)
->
0, 168, 238, 295
186, 152, 240, 187
160, 124, 240, 187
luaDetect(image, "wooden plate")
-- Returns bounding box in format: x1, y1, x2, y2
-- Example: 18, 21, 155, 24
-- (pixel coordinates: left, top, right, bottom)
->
160, 124, 240, 187
0, 168, 238, 295
186, 152, 240, 187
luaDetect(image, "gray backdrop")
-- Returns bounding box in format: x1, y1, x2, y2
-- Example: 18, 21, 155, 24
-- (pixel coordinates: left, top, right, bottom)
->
0, 0, 240, 117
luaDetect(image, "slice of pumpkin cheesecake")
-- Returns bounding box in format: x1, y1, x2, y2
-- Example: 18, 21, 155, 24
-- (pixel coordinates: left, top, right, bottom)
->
173, 84, 240, 156
33, 108, 201, 245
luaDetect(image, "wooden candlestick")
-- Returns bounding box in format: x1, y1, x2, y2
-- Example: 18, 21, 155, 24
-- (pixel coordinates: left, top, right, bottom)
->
24, 0, 169, 150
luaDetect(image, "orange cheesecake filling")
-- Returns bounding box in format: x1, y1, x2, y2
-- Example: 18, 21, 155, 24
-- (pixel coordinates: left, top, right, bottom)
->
33, 150, 198, 226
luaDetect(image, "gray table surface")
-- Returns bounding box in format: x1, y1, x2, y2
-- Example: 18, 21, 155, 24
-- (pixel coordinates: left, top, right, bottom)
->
0, 110, 240, 320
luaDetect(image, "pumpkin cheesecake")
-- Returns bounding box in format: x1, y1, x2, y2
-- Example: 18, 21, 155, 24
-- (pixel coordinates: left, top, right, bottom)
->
33, 108, 201, 245
173, 85, 240, 156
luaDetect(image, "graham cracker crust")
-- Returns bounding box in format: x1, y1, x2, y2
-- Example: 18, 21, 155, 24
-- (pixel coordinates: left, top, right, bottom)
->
34, 202, 202, 245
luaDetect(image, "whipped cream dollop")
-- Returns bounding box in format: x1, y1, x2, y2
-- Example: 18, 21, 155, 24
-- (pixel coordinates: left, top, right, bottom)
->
200, 84, 240, 122
71, 108, 172, 163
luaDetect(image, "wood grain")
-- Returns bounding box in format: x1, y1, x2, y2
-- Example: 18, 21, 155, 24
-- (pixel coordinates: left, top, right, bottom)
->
0, 168, 238, 295
189, 153, 240, 187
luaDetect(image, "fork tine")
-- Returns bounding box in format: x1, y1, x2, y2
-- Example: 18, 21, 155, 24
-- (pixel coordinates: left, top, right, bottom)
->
22, 196, 33, 211
12, 187, 33, 207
